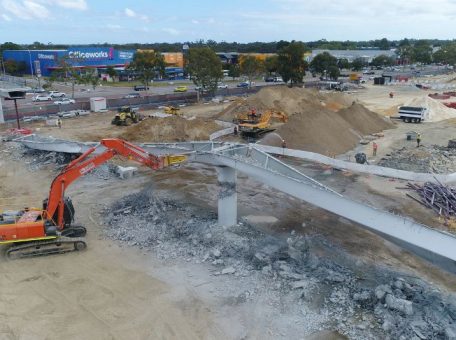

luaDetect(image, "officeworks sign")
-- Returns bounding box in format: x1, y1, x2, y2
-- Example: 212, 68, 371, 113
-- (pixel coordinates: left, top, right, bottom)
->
37, 53, 55, 60
68, 47, 114, 60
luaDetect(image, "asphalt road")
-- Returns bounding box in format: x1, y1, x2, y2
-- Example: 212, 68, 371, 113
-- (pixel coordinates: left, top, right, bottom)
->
1, 79, 275, 109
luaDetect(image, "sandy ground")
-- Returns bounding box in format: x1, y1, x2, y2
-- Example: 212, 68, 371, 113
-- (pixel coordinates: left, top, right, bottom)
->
1, 80, 456, 339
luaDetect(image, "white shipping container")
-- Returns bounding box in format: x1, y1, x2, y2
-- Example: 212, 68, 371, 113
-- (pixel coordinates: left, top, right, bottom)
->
90, 97, 107, 112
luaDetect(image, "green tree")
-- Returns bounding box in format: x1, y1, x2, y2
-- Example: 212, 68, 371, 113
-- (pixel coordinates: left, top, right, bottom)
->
371, 55, 395, 67
351, 57, 366, 71
240, 56, 264, 88
327, 65, 340, 80
228, 64, 240, 80
412, 40, 432, 64
106, 66, 117, 81
309, 51, 338, 75
0, 42, 22, 55
81, 69, 100, 90
128, 50, 165, 91
433, 43, 456, 66
378, 38, 390, 50
398, 38, 413, 62
50, 57, 82, 98
4, 60, 18, 75
187, 47, 223, 96
337, 58, 350, 70
264, 55, 279, 75
277, 41, 307, 86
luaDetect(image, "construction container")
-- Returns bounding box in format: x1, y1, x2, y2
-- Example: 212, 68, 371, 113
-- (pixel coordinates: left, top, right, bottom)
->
90, 97, 107, 112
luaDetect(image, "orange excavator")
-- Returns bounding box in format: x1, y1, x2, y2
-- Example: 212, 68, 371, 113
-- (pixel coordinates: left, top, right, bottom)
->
0, 138, 187, 259
238, 110, 288, 137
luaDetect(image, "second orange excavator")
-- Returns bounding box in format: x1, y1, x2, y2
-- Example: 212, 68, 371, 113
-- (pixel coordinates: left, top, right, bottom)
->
0, 139, 187, 259
237, 110, 288, 137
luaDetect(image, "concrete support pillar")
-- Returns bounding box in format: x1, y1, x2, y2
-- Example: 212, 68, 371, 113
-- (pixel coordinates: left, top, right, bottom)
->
217, 166, 237, 226
0, 98, 4, 124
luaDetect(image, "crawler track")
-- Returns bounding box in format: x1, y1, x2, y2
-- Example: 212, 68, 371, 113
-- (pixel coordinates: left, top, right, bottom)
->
6, 237, 87, 259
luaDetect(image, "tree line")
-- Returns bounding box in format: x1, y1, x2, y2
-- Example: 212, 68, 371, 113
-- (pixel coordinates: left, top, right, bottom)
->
3, 38, 456, 54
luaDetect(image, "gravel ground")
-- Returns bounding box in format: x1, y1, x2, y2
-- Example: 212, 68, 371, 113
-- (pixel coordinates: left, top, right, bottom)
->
102, 188, 456, 339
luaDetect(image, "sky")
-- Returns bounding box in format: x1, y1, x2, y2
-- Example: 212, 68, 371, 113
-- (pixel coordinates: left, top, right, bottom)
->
1, 0, 456, 44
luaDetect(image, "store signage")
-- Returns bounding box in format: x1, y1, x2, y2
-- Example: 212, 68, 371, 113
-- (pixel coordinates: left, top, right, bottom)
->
68, 48, 114, 60
37, 53, 55, 60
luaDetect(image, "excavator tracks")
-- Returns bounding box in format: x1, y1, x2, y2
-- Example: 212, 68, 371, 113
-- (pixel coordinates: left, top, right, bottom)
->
6, 237, 87, 260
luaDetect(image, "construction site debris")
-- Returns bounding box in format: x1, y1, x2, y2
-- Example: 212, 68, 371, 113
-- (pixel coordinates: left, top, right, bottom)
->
119, 116, 220, 143
102, 189, 456, 340
378, 145, 456, 174
406, 182, 456, 223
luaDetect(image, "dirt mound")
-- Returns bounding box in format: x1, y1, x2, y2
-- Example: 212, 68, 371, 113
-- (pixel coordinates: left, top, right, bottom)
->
405, 96, 456, 122
119, 116, 220, 142
262, 103, 393, 155
268, 103, 393, 156
216, 86, 353, 122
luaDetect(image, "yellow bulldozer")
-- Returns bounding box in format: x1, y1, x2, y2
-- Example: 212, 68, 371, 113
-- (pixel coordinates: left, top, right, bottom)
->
164, 106, 182, 116
111, 106, 143, 126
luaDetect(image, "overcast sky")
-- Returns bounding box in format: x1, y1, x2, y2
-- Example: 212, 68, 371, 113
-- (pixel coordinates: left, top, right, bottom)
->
1, 0, 456, 44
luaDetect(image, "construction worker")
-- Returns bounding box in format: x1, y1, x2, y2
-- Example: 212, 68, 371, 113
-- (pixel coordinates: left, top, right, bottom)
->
372, 142, 378, 156
57, 118, 62, 129
417, 133, 421, 147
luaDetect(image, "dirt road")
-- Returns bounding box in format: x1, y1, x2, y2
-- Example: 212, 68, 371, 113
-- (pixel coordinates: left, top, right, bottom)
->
0, 156, 219, 340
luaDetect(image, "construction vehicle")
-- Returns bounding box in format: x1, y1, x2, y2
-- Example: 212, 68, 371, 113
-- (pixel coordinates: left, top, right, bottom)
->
397, 106, 427, 123
238, 110, 288, 137
111, 106, 143, 126
164, 106, 181, 116
0, 139, 187, 259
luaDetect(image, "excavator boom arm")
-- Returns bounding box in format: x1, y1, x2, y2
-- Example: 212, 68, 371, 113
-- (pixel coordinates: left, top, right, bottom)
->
45, 139, 185, 228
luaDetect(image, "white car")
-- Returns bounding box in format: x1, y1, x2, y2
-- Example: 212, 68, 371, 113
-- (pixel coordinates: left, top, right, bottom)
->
49, 91, 66, 98
54, 98, 75, 105
217, 83, 228, 89
32, 94, 52, 102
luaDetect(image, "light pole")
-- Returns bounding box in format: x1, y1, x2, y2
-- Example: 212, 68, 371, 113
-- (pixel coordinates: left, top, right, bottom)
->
27, 49, 34, 80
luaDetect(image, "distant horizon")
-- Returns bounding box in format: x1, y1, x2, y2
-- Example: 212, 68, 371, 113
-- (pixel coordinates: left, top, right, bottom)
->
1, 0, 456, 43
1, 38, 452, 47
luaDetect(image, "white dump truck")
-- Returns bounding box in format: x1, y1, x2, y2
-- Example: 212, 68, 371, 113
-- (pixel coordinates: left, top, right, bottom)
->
398, 106, 427, 123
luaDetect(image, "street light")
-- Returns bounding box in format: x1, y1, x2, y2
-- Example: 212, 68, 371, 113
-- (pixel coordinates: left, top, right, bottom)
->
27, 49, 34, 78
5, 90, 26, 129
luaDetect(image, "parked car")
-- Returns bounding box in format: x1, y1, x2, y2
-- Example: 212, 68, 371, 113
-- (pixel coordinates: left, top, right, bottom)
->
124, 93, 140, 99
54, 98, 75, 105
174, 85, 188, 92
217, 83, 228, 89
49, 91, 66, 98
273, 76, 283, 82
265, 76, 275, 82
27, 87, 46, 94
32, 94, 52, 102
134, 85, 149, 91
237, 81, 254, 88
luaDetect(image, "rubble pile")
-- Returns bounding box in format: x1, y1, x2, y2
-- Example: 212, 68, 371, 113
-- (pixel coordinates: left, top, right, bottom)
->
378, 145, 456, 173
103, 189, 456, 339
6, 144, 117, 179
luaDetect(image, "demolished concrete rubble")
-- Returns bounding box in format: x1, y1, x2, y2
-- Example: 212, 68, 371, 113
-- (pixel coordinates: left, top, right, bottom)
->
379, 145, 456, 174
102, 189, 456, 339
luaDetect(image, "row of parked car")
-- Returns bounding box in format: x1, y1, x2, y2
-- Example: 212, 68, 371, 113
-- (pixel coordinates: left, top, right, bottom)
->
32, 91, 76, 105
